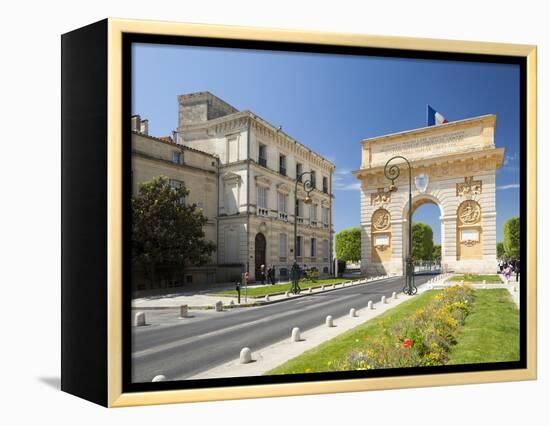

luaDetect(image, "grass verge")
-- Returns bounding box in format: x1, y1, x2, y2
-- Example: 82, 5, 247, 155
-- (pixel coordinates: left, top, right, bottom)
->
448, 274, 502, 283
266, 290, 439, 374
209, 278, 355, 298
266, 288, 519, 375
448, 289, 519, 364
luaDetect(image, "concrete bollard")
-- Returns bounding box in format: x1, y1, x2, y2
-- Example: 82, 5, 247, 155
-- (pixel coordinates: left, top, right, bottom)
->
308, 287, 313, 293
368, 300, 374, 310
179, 305, 188, 318
239, 347, 252, 364
152, 375, 166, 382
381, 296, 387, 304
134, 312, 146, 326
215, 301, 223, 312
291, 327, 301, 342
229, 300, 235, 306
265, 295, 270, 302
332, 283, 336, 289
392, 291, 397, 300
349, 308, 357, 317
321, 285, 325, 290
326, 315, 334, 327
285, 291, 290, 297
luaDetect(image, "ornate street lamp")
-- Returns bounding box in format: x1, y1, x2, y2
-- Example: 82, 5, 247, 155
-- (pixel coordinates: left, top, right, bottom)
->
290, 171, 314, 294
384, 156, 417, 296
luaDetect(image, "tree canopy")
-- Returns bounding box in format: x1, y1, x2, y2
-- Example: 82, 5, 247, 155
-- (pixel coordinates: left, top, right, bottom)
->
503, 217, 520, 259
335, 227, 361, 262
411, 222, 434, 261
132, 176, 216, 283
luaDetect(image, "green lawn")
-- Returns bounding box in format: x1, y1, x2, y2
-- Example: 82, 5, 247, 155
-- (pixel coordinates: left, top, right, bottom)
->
448, 274, 502, 283
209, 278, 355, 298
266, 288, 519, 375
266, 290, 439, 374
448, 289, 519, 364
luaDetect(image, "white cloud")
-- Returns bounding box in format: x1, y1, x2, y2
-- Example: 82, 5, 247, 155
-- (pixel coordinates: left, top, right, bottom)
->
334, 182, 361, 191
504, 153, 519, 166
497, 184, 520, 190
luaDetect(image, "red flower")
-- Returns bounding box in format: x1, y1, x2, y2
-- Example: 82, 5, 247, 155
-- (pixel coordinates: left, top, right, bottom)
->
403, 338, 413, 348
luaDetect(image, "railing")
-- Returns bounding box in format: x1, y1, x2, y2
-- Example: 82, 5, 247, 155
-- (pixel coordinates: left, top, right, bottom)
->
279, 212, 288, 221
257, 207, 269, 216
259, 157, 267, 167
297, 217, 304, 224
279, 167, 286, 176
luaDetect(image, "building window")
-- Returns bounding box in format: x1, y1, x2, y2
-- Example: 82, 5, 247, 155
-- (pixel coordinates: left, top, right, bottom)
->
278, 192, 288, 220
169, 179, 186, 204
172, 151, 183, 164
279, 268, 289, 277
322, 207, 329, 228
310, 170, 316, 189
323, 176, 328, 193
323, 266, 329, 274
323, 239, 329, 261
279, 233, 287, 259
296, 162, 303, 182
311, 238, 317, 257
296, 199, 304, 224
310, 204, 318, 225
296, 236, 303, 257
258, 143, 267, 167
257, 186, 268, 216
279, 154, 287, 176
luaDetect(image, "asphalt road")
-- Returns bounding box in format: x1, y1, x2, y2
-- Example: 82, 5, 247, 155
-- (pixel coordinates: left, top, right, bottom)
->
132, 274, 433, 382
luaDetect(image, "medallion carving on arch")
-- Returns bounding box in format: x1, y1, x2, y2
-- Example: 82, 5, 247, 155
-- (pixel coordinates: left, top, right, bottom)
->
456, 176, 482, 197
458, 200, 481, 225
371, 188, 391, 206
372, 208, 391, 231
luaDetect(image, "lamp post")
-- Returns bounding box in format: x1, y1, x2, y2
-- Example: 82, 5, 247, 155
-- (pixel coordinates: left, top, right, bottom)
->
384, 156, 417, 296
290, 171, 314, 294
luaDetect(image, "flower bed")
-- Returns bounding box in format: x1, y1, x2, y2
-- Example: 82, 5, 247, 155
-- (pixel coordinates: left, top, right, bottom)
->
334, 285, 475, 370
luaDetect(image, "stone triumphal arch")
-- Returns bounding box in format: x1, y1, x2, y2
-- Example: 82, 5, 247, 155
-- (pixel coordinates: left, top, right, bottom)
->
353, 115, 504, 276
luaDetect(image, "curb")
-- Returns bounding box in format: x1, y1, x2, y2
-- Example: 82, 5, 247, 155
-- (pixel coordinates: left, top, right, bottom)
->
132, 276, 399, 311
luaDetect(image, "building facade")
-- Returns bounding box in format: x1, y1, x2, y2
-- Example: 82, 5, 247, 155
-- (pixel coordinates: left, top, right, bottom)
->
178, 92, 335, 281
353, 115, 503, 276
132, 92, 335, 286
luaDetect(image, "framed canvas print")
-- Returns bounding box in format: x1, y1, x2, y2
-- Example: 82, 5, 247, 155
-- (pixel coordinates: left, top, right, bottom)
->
61, 18, 537, 407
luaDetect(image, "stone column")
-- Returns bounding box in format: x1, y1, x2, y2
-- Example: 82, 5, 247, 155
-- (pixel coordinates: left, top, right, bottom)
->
441, 215, 457, 271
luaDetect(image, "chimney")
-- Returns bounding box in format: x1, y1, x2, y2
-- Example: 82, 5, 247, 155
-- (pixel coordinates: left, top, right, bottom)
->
131, 115, 141, 132
140, 119, 149, 135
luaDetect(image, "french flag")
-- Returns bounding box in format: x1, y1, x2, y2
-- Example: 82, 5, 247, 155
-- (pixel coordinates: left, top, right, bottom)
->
427, 105, 449, 126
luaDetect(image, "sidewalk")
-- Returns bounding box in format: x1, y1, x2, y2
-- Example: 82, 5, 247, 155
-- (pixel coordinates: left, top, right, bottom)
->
132, 276, 395, 310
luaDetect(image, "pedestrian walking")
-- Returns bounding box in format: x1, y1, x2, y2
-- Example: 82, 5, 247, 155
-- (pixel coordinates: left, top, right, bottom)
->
504, 265, 512, 282
260, 264, 265, 284
515, 259, 520, 282
269, 266, 276, 285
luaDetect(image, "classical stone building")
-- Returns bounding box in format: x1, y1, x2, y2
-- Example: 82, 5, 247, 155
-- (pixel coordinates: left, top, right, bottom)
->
178, 92, 335, 281
353, 115, 503, 276
131, 117, 240, 290
131, 92, 335, 286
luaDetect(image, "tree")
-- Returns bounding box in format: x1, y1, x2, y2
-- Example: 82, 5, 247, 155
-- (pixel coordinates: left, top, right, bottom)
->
496, 242, 505, 259
132, 176, 216, 286
432, 244, 441, 263
411, 222, 434, 261
503, 217, 520, 259
335, 227, 361, 262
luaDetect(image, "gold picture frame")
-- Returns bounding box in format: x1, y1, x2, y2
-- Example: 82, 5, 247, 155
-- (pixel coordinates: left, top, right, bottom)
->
61, 18, 537, 407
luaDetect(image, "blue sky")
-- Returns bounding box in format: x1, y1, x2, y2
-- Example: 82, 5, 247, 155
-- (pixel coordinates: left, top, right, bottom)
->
132, 43, 520, 244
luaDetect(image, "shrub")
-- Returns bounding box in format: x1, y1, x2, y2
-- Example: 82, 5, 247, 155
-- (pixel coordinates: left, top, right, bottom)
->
334, 286, 475, 370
